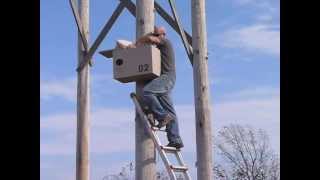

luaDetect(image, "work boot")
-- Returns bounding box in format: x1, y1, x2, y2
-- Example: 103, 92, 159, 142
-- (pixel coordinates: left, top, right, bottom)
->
167, 141, 184, 149
156, 114, 174, 128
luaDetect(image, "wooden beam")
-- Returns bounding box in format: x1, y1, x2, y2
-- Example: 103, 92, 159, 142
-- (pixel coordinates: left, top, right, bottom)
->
135, 0, 157, 179
69, 0, 89, 50
119, 0, 136, 15
167, 0, 193, 65
154, 1, 192, 45
191, 0, 213, 179
76, 0, 90, 180
77, 2, 125, 71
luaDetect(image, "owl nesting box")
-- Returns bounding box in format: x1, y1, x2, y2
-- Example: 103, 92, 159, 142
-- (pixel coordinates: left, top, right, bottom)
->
112, 45, 161, 83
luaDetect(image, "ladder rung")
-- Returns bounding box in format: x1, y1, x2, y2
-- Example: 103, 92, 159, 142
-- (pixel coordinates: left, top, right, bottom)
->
161, 145, 180, 153
151, 127, 166, 132
170, 165, 188, 172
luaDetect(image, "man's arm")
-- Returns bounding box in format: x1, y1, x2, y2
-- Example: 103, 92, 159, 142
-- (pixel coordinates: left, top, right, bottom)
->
135, 34, 161, 46
118, 34, 161, 49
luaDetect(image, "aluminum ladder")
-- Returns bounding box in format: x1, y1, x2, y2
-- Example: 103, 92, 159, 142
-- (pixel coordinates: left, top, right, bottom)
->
130, 93, 192, 180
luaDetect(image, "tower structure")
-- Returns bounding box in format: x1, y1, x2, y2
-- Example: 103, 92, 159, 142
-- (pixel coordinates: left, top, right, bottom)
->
69, 0, 213, 179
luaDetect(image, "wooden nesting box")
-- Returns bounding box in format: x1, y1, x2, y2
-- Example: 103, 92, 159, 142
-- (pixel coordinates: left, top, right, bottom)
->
112, 45, 161, 83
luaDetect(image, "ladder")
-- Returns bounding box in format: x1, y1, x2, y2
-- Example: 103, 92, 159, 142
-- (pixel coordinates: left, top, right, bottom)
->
130, 93, 192, 180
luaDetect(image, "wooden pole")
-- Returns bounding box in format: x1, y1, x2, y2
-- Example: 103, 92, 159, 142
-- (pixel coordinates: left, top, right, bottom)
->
76, 0, 90, 180
191, 0, 213, 179
135, 0, 156, 180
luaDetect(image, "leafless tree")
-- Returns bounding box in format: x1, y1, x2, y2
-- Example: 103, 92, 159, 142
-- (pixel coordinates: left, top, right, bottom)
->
156, 170, 170, 180
213, 124, 280, 180
155, 170, 184, 180
102, 162, 134, 180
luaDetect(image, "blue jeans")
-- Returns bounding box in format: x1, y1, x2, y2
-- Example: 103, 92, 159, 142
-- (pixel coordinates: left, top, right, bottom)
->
142, 74, 183, 144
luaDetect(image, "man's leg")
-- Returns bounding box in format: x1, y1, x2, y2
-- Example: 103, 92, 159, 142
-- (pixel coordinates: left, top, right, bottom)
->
158, 93, 184, 148
142, 91, 169, 121
142, 75, 175, 126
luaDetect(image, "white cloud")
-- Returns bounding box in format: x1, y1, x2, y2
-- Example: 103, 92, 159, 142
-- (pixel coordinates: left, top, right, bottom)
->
40, 107, 136, 155
220, 24, 280, 56
210, 0, 279, 57
233, 0, 255, 5
40, 78, 76, 101
221, 86, 279, 100
256, 14, 274, 22
41, 86, 279, 156
40, 73, 114, 102
175, 90, 279, 154
40, 86, 279, 180
231, 0, 278, 10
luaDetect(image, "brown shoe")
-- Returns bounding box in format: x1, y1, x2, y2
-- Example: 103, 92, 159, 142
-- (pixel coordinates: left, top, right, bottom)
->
156, 114, 174, 128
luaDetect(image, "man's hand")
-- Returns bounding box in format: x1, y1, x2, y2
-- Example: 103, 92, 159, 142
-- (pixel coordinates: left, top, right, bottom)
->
136, 35, 161, 46
148, 36, 161, 44
127, 44, 137, 48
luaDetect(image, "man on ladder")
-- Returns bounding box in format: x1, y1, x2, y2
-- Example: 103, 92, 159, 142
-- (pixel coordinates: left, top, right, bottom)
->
135, 26, 184, 149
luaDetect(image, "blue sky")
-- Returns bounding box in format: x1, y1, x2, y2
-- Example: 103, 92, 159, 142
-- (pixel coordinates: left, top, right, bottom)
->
40, 0, 279, 179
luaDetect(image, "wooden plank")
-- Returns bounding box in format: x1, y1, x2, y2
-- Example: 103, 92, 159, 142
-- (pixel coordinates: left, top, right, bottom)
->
69, 0, 89, 50
77, 2, 125, 71
99, 49, 114, 59
191, 0, 213, 180
167, 0, 193, 65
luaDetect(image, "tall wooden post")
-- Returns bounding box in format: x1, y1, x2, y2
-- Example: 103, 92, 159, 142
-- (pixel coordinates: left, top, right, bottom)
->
191, 0, 213, 179
76, 0, 90, 180
135, 0, 156, 180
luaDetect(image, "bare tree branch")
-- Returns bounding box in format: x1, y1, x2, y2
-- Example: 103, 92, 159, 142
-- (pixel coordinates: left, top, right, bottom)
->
214, 124, 280, 180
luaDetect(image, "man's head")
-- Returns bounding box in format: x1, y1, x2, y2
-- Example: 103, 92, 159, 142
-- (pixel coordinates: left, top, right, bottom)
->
154, 26, 166, 40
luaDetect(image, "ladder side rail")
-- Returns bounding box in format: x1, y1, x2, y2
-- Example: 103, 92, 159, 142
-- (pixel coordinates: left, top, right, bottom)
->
174, 152, 185, 166
157, 144, 177, 180
174, 152, 192, 180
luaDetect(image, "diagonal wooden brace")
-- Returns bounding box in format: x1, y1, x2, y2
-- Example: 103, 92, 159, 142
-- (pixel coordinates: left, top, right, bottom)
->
118, 0, 136, 17
167, 0, 193, 65
154, 1, 192, 45
69, 0, 89, 51
76, 2, 125, 72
